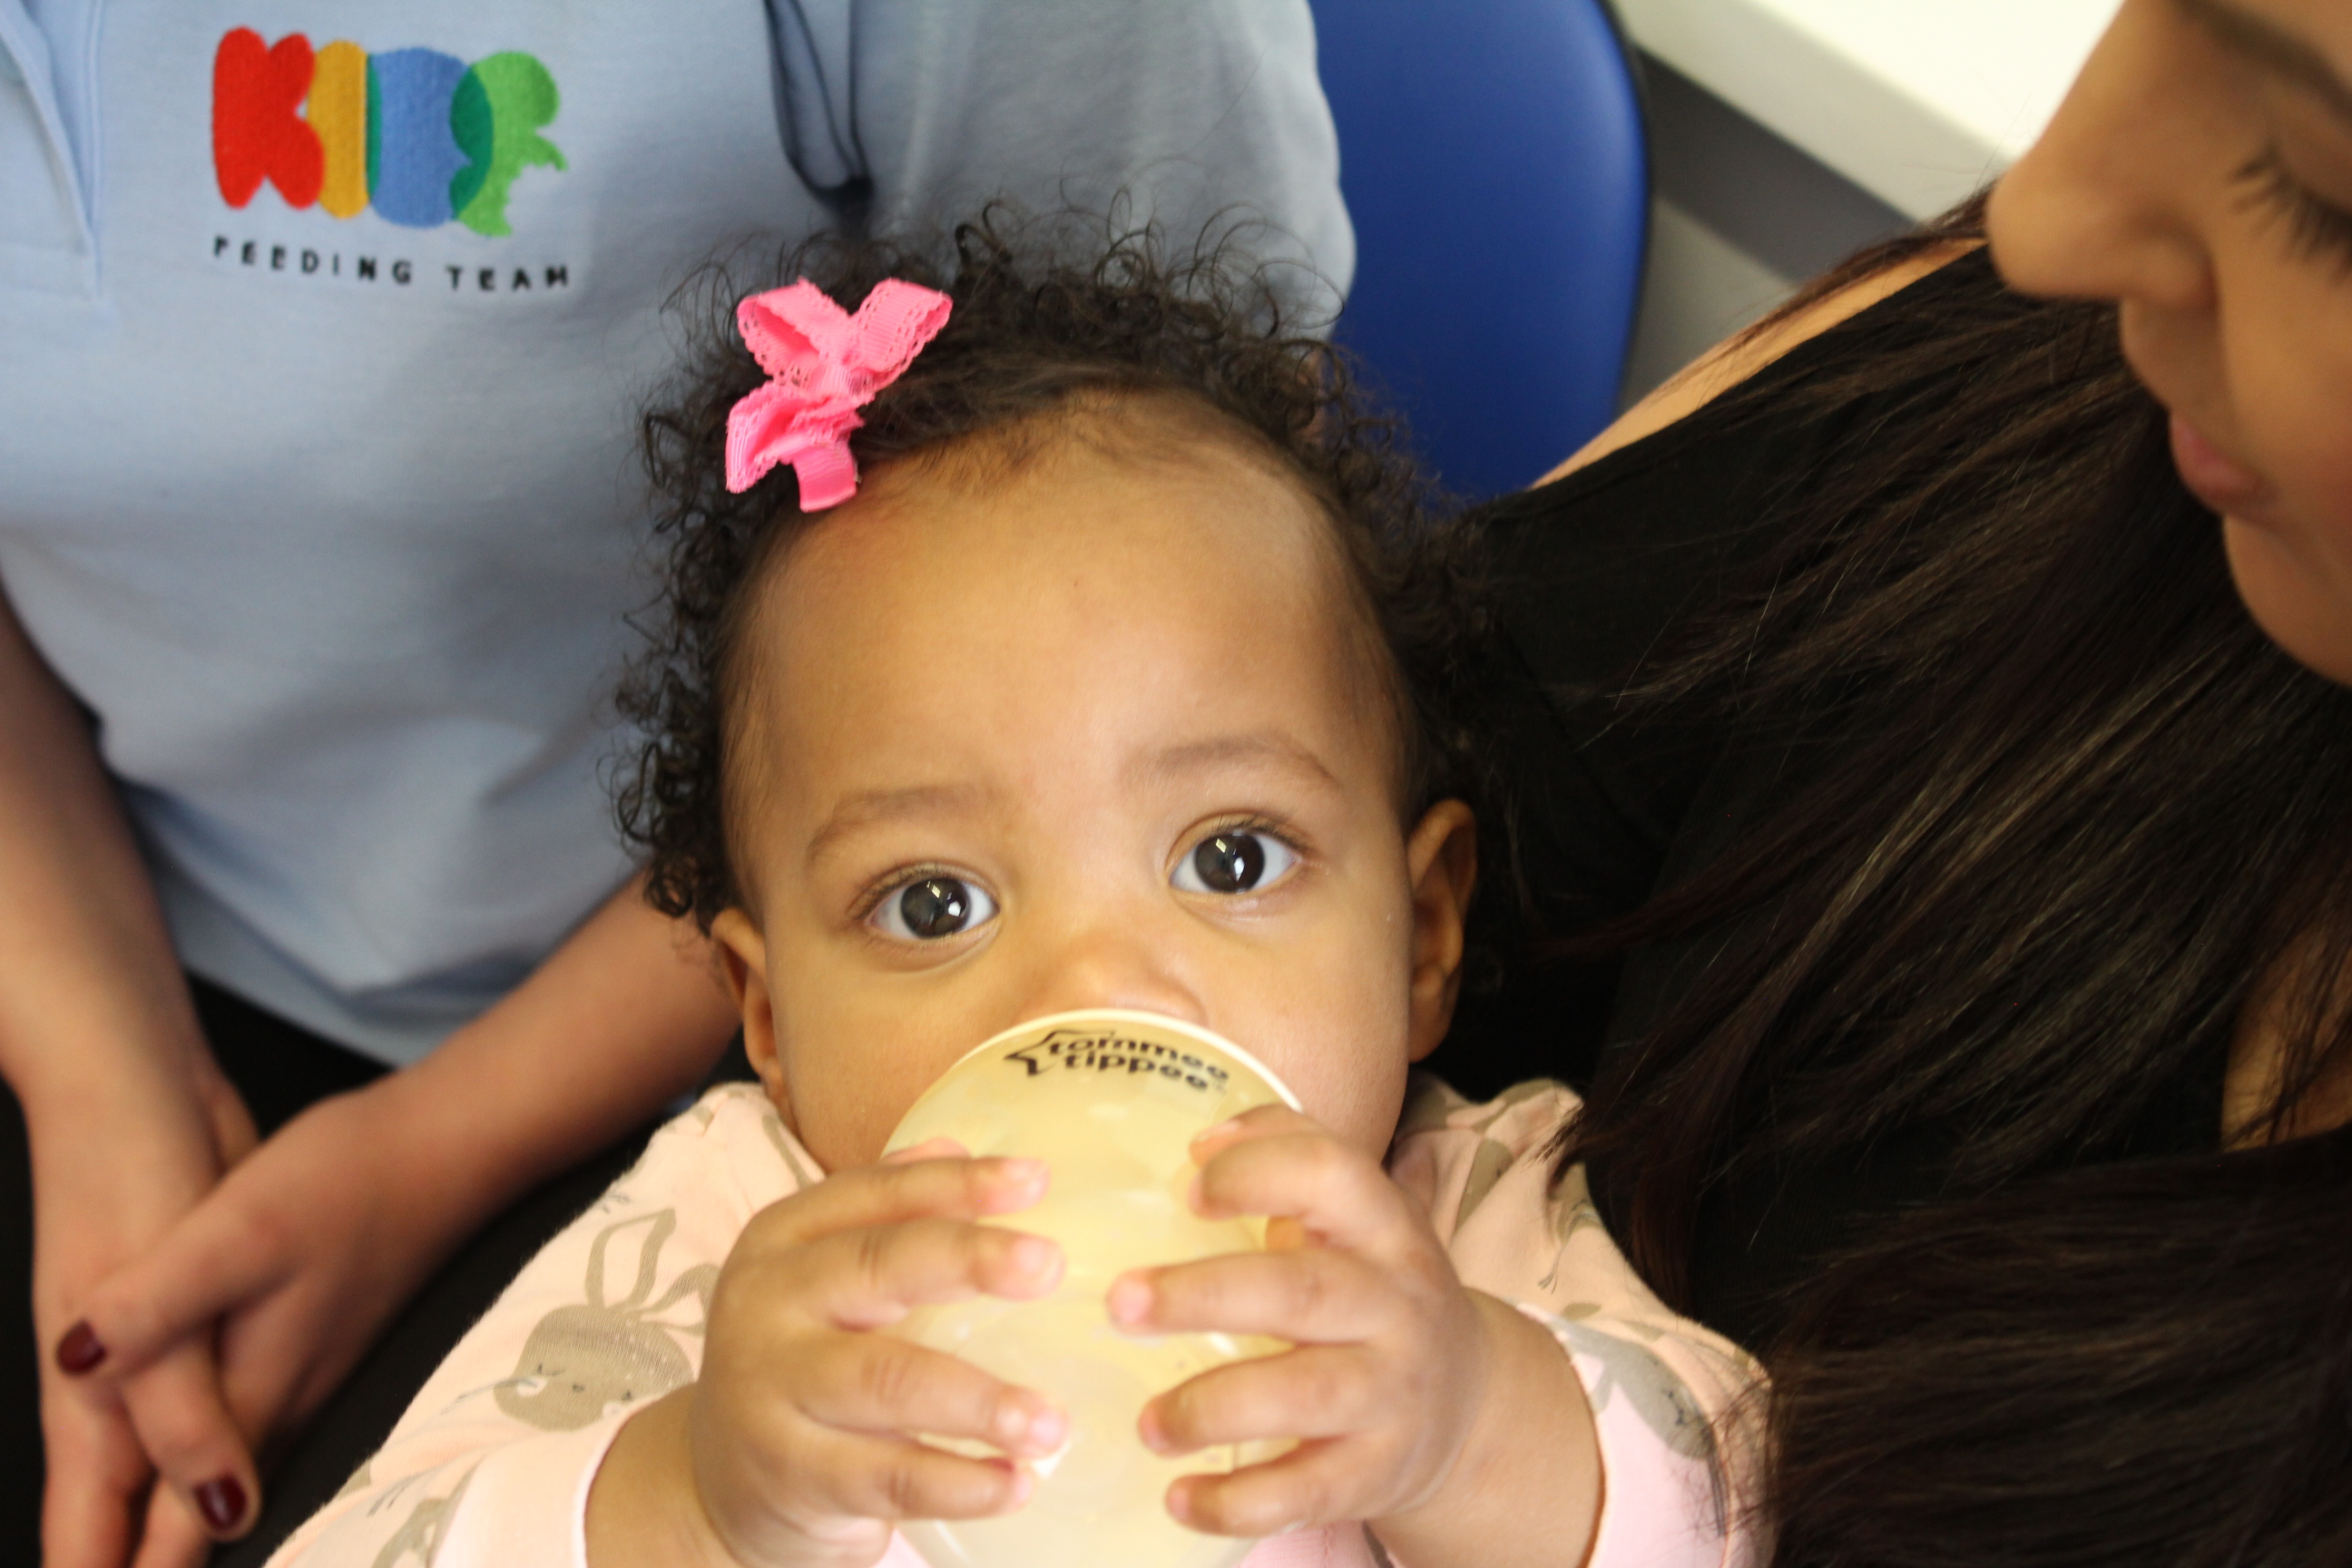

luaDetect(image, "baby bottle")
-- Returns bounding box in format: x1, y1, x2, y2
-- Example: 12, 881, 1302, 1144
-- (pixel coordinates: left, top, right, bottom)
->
882, 1009, 1299, 1568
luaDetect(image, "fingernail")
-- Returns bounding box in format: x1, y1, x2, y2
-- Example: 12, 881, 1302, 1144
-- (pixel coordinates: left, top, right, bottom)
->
1138, 1404, 1173, 1455
991, 1401, 1022, 1446
998, 1157, 1047, 1185
1107, 1275, 1152, 1326
1002, 1465, 1034, 1509
195, 1475, 249, 1534
1028, 1406, 1068, 1452
54, 1321, 104, 1375
1185, 1172, 1206, 1213
1010, 1234, 1059, 1281
995, 1398, 1064, 1452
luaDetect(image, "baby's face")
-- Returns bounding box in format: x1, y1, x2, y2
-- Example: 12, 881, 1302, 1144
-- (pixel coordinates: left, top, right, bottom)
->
712, 420, 1474, 1174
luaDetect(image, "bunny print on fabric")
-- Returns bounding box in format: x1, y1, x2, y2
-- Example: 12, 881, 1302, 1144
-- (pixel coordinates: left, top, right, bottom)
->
495, 1208, 717, 1431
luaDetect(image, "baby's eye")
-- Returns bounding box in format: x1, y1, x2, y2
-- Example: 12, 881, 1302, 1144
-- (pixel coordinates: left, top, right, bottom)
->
1171, 829, 1298, 897
870, 875, 998, 941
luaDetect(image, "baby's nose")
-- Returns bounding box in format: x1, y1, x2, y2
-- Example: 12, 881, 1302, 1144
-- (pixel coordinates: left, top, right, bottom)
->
1009, 921, 1206, 1028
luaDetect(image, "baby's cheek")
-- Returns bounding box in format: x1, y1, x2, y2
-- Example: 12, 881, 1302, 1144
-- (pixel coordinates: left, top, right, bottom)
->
1318, 1054, 1415, 1160
1211, 867, 1420, 1151
1270, 997, 1415, 1158
1329, 891, 1425, 1151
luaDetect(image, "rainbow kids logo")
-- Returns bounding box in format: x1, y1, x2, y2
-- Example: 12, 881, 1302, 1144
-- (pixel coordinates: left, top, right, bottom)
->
211, 29, 563, 235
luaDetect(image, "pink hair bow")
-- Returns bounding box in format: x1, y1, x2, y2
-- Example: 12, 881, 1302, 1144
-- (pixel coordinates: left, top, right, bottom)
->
723, 278, 954, 506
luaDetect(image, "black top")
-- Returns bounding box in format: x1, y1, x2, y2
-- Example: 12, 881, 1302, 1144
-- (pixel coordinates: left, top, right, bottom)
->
1428, 250, 2227, 1350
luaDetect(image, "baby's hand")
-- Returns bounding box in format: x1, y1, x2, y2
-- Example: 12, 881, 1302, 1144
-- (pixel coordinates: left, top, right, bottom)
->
1106, 1106, 1500, 1540
681, 1142, 1070, 1568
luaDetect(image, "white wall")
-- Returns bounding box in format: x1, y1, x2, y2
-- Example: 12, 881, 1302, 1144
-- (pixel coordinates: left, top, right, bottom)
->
1621, 56, 1914, 402
1612, 1, 2121, 401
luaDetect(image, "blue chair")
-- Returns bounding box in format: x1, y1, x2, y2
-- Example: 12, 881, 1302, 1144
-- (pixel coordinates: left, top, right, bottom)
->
1310, 0, 1649, 498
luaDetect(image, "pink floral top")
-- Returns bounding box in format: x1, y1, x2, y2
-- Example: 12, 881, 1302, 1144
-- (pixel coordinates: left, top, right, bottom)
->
267, 1078, 1763, 1568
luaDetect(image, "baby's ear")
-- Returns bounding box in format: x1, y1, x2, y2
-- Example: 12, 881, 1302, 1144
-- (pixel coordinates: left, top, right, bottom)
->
1403, 800, 1478, 1062
710, 909, 788, 1108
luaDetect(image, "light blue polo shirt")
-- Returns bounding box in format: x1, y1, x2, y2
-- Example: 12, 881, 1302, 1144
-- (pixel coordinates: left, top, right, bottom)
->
0, 0, 1349, 1063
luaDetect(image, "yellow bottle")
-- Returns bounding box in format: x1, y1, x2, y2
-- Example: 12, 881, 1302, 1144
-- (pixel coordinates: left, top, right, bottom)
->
883, 1010, 1299, 1568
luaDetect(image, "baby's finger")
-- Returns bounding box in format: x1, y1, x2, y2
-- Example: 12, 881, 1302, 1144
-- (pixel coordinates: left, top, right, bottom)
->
795, 1334, 1068, 1459
1142, 1344, 1385, 1455
1188, 1104, 1320, 1163
1167, 1436, 1374, 1540
760, 1154, 1050, 1249
1191, 1132, 1416, 1257
750, 1217, 1063, 1329
1109, 1249, 1396, 1343
880, 1137, 967, 1166
793, 1426, 1035, 1524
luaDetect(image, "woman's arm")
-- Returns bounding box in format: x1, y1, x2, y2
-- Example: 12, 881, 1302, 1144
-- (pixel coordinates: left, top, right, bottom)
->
0, 579, 267, 1568
68, 875, 741, 1538
4, 556, 740, 1562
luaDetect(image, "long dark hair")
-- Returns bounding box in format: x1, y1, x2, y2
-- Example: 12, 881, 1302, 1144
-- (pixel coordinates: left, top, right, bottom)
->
1563, 201, 2352, 1563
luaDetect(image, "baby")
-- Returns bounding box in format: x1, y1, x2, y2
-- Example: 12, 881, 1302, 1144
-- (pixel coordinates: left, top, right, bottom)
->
268, 220, 1759, 1568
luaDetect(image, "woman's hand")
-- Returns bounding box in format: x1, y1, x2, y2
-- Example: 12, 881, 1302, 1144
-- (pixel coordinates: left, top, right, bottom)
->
59, 1072, 475, 1541
1105, 1105, 1500, 1540
0, 573, 276, 1565
57, 877, 740, 1560
29, 1037, 260, 1568
587, 1144, 1069, 1568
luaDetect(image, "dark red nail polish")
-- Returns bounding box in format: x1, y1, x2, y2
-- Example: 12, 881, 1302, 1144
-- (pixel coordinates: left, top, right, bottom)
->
195, 1475, 249, 1534
54, 1321, 104, 1374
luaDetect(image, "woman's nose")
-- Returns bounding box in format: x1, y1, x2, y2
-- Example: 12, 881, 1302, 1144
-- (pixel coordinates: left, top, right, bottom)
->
1005, 917, 1207, 1027
1987, 0, 2216, 315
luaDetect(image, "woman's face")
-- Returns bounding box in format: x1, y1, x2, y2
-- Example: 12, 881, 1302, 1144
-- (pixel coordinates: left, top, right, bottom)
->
1990, 0, 2352, 682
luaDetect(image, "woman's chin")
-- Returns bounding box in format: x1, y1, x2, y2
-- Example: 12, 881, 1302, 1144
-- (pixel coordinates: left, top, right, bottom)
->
2220, 514, 2352, 687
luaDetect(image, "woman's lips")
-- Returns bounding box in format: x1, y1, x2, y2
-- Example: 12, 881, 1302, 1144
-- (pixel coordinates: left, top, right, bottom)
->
2169, 412, 2269, 514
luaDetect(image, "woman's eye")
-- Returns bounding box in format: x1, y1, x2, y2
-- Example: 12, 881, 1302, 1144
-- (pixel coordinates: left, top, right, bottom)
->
871, 876, 998, 941
2237, 143, 2352, 270
1172, 829, 1298, 896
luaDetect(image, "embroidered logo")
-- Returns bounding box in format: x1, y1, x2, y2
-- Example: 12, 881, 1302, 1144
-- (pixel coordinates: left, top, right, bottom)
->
211, 29, 564, 235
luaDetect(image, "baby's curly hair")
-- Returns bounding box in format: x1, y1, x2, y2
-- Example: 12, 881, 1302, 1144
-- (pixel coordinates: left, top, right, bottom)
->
616, 211, 1502, 932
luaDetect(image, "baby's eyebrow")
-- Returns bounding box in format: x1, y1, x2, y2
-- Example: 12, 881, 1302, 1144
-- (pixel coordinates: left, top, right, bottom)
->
1135, 731, 1345, 791
805, 782, 987, 868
